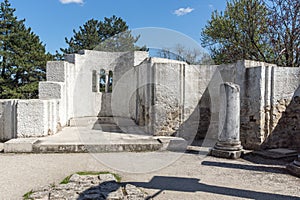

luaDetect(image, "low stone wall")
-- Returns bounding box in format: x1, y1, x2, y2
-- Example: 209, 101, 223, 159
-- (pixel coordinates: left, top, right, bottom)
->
17, 99, 61, 137
0, 100, 17, 141
0, 99, 61, 141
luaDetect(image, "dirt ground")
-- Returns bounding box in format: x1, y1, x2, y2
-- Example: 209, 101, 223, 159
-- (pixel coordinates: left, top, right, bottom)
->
0, 151, 299, 199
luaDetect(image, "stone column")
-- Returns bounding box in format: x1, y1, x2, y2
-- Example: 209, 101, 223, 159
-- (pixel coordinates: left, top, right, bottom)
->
210, 82, 243, 159
105, 70, 109, 93
287, 155, 300, 177
96, 72, 100, 92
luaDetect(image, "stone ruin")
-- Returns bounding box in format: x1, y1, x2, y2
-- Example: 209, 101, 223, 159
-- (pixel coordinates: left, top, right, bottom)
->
0, 50, 299, 151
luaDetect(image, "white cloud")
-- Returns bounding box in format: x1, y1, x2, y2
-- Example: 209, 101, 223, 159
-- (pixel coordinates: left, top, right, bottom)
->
59, 0, 84, 4
209, 4, 214, 10
173, 7, 194, 16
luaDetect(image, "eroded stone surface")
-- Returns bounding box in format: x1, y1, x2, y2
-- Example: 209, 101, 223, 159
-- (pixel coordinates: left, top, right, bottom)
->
27, 173, 146, 200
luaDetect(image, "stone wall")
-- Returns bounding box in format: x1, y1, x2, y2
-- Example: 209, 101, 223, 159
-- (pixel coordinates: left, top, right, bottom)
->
262, 67, 300, 149
0, 99, 61, 141
1, 50, 300, 150
0, 100, 17, 141
17, 100, 61, 137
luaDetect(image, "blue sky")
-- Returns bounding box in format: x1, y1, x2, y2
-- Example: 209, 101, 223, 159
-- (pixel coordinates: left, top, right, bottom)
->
9, 0, 227, 54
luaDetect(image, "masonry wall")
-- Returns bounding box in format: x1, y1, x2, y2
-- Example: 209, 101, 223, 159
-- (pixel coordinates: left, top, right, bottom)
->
263, 67, 300, 149
0, 99, 61, 141
17, 100, 60, 137
64, 50, 148, 120
2, 49, 299, 150
0, 100, 17, 141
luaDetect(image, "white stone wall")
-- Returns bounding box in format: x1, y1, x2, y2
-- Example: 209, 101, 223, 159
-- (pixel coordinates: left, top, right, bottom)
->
0, 99, 61, 140
2, 49, 299, 149
17, 100, 60, 137
64, 50, 148, 119
0, 100, 17, 141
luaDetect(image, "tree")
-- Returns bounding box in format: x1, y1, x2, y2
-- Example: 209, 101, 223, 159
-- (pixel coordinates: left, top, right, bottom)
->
267, 0, 300, 67
201, 0, 300, 67
60, 15, 144, 55
156, 44, 212, 64
201, 0, 271, 65
0, 0, 52, 99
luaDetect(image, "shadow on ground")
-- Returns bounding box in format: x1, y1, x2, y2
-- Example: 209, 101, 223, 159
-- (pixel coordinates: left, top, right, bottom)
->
201, 161, 287, 174
242, 153, 296, 166
78, 176, 299, 200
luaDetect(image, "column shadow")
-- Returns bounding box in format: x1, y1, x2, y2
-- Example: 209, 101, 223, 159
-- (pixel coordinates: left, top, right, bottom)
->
201, 161, 288, 174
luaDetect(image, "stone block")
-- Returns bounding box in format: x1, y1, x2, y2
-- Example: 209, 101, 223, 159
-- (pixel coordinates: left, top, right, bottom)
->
46, 61, 66, 82
0, 142, 3, 152
17, 100, 60, 137
287, 155, 300, 178
39, 82, 64, 99
4, 138, 38, 153
167, 138, 188, 152
0, 100, 17, 141
210, 148, 243, 159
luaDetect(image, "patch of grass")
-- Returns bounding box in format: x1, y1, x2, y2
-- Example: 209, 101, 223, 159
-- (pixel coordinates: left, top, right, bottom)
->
76, 171, 105, 176
60, 171, 122, 184
23, 190, 33, 200
60, 174, 72, 184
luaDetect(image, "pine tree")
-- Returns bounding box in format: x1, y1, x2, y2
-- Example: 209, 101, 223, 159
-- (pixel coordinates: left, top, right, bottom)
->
60, 15, 144, 55
0, 0, 52, 99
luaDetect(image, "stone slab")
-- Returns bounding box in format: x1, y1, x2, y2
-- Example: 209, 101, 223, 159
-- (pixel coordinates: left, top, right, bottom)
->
4, 138, 38, 153
210, 148, 243, 159
0, 143, 4, 152
33, 141, 162, 153
253, 149, 298, 159
155, 137, 188, 152
68, 117, 98, 127
286, 163, 300, 178
5, 127, 163, 153
268, 148, 298, 155
167, 138, 188, 152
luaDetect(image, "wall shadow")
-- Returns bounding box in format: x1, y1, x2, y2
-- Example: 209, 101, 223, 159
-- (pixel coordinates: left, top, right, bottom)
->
78, 176, 299, 200
172, 87, 216, 149
262, 86, 300, 150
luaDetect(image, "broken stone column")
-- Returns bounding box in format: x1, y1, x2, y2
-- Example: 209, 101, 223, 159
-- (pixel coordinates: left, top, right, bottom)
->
287, 155, 300, 177
210, 82, 243, 159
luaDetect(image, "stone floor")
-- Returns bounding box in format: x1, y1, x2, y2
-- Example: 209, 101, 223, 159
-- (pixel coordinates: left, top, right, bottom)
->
4, 126, 163, 153
0, 151, 299, 199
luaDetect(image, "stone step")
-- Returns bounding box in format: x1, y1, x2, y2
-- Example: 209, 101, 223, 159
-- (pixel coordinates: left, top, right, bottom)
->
69, 117, 135, 127
4, 140, 162, 153
69, 117, 99, 127
3, 127, 163, 153
32, 141, 162, 153
92, 124, 123, 133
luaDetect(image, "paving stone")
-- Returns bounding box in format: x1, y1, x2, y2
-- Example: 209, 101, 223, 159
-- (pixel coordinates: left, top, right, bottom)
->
27, 173, 146, 200
268, 148, 297, 155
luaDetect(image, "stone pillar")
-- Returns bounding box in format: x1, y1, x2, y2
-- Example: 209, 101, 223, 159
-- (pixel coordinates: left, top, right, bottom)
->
287, 155, 300, 177
105, 70, 109, 93
210, 82, 243, 159
96, 73, 100, 92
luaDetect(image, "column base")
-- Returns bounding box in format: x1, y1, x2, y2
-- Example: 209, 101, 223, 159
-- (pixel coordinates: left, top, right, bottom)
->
210, 148, 243, 159
286, 156, 300, 177
214, 140, 243, 151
